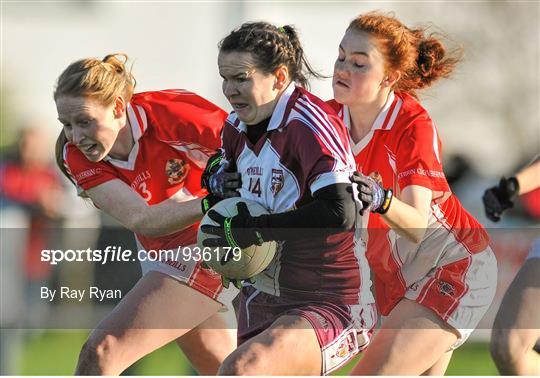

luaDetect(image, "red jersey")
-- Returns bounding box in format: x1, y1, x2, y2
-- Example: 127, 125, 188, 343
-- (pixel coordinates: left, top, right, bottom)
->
63, 89, 227, 252
329, 92, 490, 315
222, 84, 370, 305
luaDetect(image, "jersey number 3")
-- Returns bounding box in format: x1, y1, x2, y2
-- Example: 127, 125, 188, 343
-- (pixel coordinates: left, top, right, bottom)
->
138, 182, 153, 202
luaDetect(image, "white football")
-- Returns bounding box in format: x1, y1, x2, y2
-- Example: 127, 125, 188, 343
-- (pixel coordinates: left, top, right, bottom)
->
197, 197, 277, 279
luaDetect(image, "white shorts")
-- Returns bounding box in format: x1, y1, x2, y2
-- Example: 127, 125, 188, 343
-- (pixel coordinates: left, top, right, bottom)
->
138, 241, 238, 309
405, 247, 498, 349
526, 238, 540, 260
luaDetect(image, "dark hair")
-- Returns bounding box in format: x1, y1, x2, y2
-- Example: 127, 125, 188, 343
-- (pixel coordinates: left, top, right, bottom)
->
219, 21, 324, 88
54, 53, 136, 182
348, 11, 463, 96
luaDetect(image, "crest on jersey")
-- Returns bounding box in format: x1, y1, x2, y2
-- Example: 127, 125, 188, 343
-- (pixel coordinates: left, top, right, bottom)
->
332, 333, 356, 359
270, 169, 284, 196
438, 281, 455, 297
165, 158, 190, 185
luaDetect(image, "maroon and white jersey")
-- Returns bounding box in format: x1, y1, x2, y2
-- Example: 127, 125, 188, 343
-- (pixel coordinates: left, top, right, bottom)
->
63, 89, 226, 253
329, 92, 491, 315
222, 83, 371, 305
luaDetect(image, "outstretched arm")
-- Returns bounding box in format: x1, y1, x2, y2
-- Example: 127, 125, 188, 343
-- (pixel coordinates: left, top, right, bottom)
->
85, 179, 203, 237
201, 183, 356, 249
515, 160, 540, 195
351, 171, 431, 243
483, 159, 540, 222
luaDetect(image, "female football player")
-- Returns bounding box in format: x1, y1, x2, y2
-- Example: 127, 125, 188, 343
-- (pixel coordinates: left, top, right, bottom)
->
485, 159, 540, 375
201, 22, 377, 375
53, 54, 238, 375
328, 12, 498, 375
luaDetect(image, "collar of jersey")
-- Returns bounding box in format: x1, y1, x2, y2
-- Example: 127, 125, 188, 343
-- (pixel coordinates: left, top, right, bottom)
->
343, 92, 399, 155
236, 82, 296, 133
342, 91, 395, 132
103, 102, 147, 170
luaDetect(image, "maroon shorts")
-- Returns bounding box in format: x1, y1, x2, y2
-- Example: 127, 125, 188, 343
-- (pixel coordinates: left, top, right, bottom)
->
237, 286, 377, 375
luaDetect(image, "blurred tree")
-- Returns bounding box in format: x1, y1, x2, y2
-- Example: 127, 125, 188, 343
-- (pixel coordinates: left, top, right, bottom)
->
0, 82, 18, 152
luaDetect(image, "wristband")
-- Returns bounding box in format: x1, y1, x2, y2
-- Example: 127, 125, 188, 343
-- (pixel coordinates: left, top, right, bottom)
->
375, 188, 393, 214
506, 176, 520, 198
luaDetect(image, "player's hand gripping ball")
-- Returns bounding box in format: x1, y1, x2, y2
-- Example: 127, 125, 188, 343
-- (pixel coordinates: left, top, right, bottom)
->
197, 197, 277, 280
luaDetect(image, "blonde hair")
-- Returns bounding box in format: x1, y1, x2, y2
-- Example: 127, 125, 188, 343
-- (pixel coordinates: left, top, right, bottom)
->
54, 53, 136, 182
54, 53, 136, 104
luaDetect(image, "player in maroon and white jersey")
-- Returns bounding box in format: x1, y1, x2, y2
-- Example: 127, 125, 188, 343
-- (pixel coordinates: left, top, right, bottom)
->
328, 12, 497, 375
53, 54, 238, 375
200, 22, 376, 375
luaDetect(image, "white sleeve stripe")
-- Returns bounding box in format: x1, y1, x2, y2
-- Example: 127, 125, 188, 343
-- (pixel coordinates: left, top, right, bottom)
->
127, 104, 142, 140
297, 97, 351, 160
298, 101, 344, 157
310, 171, 351, 194
432, 124, 441, 163
292, 115, 354, 177
294, 102, 347, 165
300, 97, 355, 169
292, 110, 347, 168
384, 98, 402, 131
300, 97, 344, 146
135, 105, 148, 133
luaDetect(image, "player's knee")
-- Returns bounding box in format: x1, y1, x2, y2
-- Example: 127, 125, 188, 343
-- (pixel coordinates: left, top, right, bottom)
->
76, 334, 119, 374
490, 328, 524, 368
183, 341, 224, 375
218, 344, 267, 375
180, 329, 236, 374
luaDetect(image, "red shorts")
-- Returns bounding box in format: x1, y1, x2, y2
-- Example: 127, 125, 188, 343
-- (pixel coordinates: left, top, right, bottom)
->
237, 286, 377, 375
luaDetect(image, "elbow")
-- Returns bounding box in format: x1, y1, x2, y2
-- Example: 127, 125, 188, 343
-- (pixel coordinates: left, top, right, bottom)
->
126, 216, 147, 235
408, 230, 426, 244
127, 212, 164, 237
404, 222, 428, 244
330, 199, 356, 231
339, 203, 356, 231
132, 223, 169, 238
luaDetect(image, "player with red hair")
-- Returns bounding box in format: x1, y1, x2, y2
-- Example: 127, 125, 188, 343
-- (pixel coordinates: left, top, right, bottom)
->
328, 12, 498, 375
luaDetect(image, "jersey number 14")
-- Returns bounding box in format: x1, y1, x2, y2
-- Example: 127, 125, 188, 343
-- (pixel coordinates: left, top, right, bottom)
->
248, 177, 261, 197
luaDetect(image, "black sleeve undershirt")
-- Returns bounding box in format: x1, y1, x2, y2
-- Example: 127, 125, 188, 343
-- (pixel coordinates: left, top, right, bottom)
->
252, 183, 356, 242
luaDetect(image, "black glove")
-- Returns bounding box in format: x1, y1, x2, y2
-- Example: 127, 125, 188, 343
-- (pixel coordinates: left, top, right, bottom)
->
201, 151, 224, 189
221, 276, 256, 289
482, 176, 520, 222
201, 151, 242, 198
200, 202, 264, 249
350, 171, 393, 215
201, 194, 222, 215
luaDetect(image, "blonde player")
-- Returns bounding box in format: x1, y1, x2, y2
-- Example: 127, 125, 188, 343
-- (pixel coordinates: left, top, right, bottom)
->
54, 54, 238, 375
484, 159, 540, 375
327, 12, 498, 375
